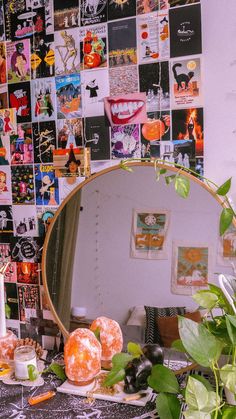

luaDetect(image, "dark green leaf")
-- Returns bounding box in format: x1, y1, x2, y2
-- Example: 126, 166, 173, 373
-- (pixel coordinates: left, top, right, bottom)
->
185, 376, 209, 410
148, 364, 179, 394
5, 303, 11, 319
178, 317, 224, 367
171, 339, 186, 352
175, 175, 190, 199
127, 342, 143, 357
111, 352, 133, 369
216, 178, 232, 196
103, 367, 125, 387
226, 314, 236, 328
190, 374, 213, 391
160, 168, 167, 174
93, 327, 100, 342
226, 316, 236, 345
156, 393, 181, 419
208, 284, 234, 315
220, 208, 234, 236
221, 405, 236, 418
27, 364, 38, 381
165, 175, 176, 185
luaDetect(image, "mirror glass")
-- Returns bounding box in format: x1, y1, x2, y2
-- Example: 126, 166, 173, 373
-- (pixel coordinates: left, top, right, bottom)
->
43, 164, 228, 339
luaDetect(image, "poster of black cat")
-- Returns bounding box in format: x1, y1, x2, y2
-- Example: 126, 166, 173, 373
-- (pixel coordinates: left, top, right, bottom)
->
169, 4, 202, 58
170, 57, 202, 108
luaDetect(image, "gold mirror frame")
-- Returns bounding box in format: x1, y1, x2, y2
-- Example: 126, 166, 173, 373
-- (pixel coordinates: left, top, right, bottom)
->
42, 162, 235, 337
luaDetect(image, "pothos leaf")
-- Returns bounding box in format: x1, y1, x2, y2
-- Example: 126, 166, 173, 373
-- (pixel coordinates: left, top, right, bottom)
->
165, 175, 176, 185
120, 161, 133, 172
5, 303, 11, 319
175, 175, 190, 199
27, 364, 39, 381
216, 178, 232, 196
219, 208, 234, 236
43, 362, 66, 381
127, 342, 143, 357
103, 367, 125, 387
93, 327, 100, 342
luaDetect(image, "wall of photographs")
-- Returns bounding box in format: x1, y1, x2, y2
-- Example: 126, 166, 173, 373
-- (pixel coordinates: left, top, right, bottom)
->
0, 0, 203, 348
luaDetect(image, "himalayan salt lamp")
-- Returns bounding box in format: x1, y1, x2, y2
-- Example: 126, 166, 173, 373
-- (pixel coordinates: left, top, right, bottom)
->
64, 328, 101, 386
0, 330, 18, 361
90, 316, 123, 369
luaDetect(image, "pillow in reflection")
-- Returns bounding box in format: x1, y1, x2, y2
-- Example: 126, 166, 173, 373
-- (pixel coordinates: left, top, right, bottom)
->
157, 311, 202, 348
144, 305, 185, 345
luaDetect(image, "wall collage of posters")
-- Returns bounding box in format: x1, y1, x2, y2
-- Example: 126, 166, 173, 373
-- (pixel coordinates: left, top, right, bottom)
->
0, 0, 204, 348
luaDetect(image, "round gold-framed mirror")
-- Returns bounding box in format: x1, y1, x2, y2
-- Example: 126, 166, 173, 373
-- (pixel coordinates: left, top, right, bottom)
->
42, 162, 235, 338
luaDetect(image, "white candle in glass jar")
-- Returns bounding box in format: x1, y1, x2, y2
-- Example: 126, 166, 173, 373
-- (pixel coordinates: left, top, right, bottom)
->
14, 346, 37, 380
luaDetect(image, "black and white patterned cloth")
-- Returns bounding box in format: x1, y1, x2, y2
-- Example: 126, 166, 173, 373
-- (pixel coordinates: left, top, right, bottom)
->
144, 306, 186, 344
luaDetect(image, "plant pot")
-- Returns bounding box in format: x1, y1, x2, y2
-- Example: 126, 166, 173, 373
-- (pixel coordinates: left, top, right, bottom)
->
224, 387, 236, 405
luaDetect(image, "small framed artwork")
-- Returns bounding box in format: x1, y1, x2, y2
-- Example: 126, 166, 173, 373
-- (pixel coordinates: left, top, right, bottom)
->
217, 225, 236, 266
130, 209, 170, 259
171, 242, 211, 295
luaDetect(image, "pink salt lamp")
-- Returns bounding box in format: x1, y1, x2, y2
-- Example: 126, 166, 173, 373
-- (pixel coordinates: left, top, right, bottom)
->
64, 328, 101, 385
0, 330, 18, 361
90, 316, 123, 368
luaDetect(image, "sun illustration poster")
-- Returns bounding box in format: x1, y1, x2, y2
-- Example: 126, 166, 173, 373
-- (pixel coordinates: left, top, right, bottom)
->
172, 244, 210, 295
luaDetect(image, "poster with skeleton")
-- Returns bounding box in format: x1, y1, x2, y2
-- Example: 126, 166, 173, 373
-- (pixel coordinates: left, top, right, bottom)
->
32, 121, 56, 163
54, 27, 80, 76
80, 0, 108, 26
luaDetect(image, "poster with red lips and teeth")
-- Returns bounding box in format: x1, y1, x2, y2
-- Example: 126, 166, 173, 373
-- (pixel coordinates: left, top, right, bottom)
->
104, 93, 148, 127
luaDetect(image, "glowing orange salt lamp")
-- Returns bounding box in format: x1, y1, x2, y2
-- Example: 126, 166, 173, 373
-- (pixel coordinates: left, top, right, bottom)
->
64, 328, 101, 386
90, 316, 123, 368
0, 330, 18, 361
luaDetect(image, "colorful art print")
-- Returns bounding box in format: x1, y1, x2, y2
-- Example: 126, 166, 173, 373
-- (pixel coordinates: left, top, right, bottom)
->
141, 111, 171, 145
0, 133, 11, 164
111, 124, 140, 159
0, 85, 8, 109
58, 175, 84, 202
53, 146, 91, 178
11, 165, 35, 205
137, 12, 159, 65
26, 0, 54, 35
32, 120, 56, 163
54, 0, 79, 31
0, 243, 11, 261
10, 236, 43, 262
80, 0, 107, 26
172, 245, 209, 295
56, 73, 82, 119
31, 77, 56, 122
8, 81, 31, 123
36, 206, 56, 237
139, 62, 170, 113
108, 0, 136, 20
16, 261, 39, 284
3, 0, 26, 41
80, 24, 107, 70
167, 0, 200, 7
12, 205, 38, 236
84, 115, 110, 160
0, 204, 13, 232
137, 0, 159, 14
54, 28, 80, 75
2, 261, 17, 282
0, 165, 12, 204
221, 225, 236, 259
57, 118, 83, 148
159, 11, 169, 60
34, 163, 59, 206
0, 107, 17, 134
171, 57, 202, 109
172, 108, 203, 156
4, 282, 19, 319
31, 34, 55, 79
0, 0, 4, 40
169, 4, 202, 58
6, 39, 30, 83
131, 209, 169, 259
0, 41, 6, 83
10, 123, 33, 165
18, 284, 40, 321
104, 93, 148, 127
109, 66, 138, 96
7, 7, 46, 42
82, 68, 109, 117
108, 19, 137, 68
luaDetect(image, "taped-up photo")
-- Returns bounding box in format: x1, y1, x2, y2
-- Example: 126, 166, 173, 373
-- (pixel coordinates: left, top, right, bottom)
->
16, 262, 39, 284
131, 209, 169, 259
57, 118, 83, 149
6, 39, 30, 83
12, 205, 38, 237
10, 123, 33, 165
53, 145, 91, 178
104, 93, 147, 127
32, 120, 56, 163
0, 204, 13, 233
